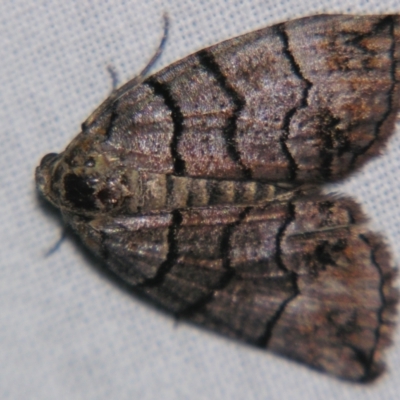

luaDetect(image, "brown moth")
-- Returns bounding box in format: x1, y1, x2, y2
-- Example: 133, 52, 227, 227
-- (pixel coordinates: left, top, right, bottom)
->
36, 14, 399, 382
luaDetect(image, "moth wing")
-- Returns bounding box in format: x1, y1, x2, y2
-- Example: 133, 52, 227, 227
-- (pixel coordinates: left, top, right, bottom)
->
67, 195, 397, 381
97, 14, 400, 183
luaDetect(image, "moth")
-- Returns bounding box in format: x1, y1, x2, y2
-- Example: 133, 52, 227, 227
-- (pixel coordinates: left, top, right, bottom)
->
36, 14, 399, 382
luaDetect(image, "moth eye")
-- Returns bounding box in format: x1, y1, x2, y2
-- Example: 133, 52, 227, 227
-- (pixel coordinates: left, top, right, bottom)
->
97, 187, 117, 206
40, 153, 58, 168
85, 157, 96, 167
63, 173, 97, 211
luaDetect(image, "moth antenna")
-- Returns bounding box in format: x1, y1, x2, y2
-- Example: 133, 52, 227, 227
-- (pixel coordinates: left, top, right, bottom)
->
135, 12, 169, 80
44, 229, 67, 257
112, 12, 169, 101
84, 13, 169, 128
106, 65, 119, 91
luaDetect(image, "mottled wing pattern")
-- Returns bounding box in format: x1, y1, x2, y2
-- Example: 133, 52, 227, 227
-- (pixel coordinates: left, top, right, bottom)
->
36, 14, 400, 382
68, 195, 397, 381
101, 14, 400, 183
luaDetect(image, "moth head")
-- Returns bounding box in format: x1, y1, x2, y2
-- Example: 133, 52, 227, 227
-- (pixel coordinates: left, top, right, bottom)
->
36, 138, 129, 216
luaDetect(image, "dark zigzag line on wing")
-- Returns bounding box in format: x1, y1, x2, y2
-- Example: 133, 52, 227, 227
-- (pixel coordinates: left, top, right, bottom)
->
197, 49, 252, 180
182, 276, 298, 344
178, 207, 252, 318
145, 78, 186, 176
276, 24, 312, 182
139, 209, 183, 287
343, 343, 378, 383
350, 16, 397, 168
256, 201, 300, 347
358, 233, 393, 382
102, 102, 120, 141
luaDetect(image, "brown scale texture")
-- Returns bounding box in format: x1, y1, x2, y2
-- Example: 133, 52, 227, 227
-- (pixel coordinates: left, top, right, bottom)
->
36, 15, 399, 382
